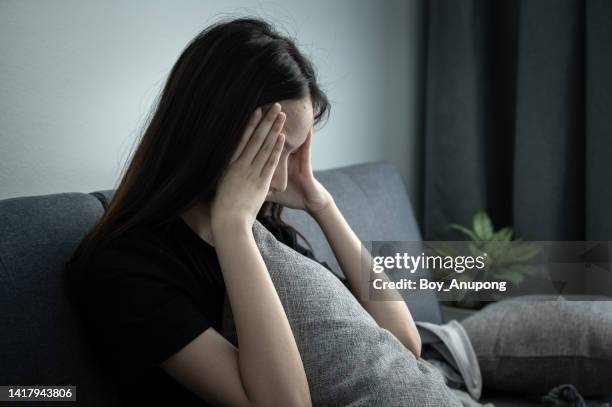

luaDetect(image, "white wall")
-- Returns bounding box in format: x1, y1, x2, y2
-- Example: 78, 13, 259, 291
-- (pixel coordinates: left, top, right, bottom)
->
0, 0, 424, 215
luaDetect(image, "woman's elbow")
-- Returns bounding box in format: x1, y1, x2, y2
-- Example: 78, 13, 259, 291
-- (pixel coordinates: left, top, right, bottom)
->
257, 389, 311, 407
411, 341, 422, 359
400, 331, 421, 359
291, 390, 312, 407
398, 330, 421, 359
411, 330, 422, 359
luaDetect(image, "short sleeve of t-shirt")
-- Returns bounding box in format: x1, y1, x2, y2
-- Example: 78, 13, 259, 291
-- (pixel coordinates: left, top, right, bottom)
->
78, 238, 212, 383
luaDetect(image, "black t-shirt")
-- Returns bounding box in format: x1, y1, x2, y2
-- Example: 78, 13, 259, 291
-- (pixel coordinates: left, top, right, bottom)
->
74, 214, 346, 406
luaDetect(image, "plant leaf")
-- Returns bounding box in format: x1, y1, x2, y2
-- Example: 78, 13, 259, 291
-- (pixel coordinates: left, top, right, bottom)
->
448, 224, 479, 241
500, 264, 543, 276
473, 210, 494, 240
494, 263, 544, 286
492, 227, 513, 241
468, 242, 485, 258
482, 240, 509, 261
493, 269, 526, 285
508, 243, 543, 262
425, 241, 457, 258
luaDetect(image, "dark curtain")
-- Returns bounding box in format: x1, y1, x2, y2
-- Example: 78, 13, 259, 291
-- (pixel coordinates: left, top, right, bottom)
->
423, 0, 612, 241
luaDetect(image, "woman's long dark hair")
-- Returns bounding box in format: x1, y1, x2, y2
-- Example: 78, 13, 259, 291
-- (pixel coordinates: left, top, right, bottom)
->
65, 16, 330, 294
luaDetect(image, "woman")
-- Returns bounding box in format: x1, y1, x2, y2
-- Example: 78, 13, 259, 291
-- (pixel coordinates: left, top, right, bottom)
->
65, 17, 421, 406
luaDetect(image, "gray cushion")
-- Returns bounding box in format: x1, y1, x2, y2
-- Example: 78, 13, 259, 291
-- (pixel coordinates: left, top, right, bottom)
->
461, 295, 612, 397
221, 219, 462, 406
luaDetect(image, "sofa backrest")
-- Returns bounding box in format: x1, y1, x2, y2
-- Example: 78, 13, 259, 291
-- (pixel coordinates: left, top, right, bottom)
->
0, 192, 121, 405
0, 160, 442, 405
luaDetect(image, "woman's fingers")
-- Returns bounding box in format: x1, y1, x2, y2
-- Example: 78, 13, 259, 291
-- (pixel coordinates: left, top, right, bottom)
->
261, 133, 285, 179
239, 103, 283, 164
251, 112, 286, 172
301, 128, 313, 174
230, 107, 262, 163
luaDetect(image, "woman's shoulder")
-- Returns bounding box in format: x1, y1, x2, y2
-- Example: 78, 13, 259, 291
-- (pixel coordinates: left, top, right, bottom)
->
70, 227, 199, 322
75, 226, 185, 289
71, 226, 214, 383
92, 227, 170, 261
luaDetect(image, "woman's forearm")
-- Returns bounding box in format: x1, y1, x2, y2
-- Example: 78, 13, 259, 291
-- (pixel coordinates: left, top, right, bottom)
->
309, 201, 422, 358
213, 219, 311, 406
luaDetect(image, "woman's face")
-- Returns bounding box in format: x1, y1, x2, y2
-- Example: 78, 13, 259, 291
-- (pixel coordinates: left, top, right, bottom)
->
265, 96, 314, 199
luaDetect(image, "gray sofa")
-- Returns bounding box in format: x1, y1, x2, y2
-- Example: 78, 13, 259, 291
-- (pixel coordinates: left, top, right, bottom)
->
0, 161, 545, 406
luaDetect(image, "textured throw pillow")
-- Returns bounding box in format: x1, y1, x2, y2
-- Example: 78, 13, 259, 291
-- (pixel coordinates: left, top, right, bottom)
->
220, 220, 462, 406
461, 295, 612, 397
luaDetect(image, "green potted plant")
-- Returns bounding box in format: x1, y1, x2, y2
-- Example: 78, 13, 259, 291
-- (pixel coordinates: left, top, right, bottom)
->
431, 210, 543, 317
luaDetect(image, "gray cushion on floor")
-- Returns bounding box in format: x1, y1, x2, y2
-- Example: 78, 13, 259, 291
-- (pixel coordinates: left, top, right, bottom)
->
461, 295, 612, 397
220, 219, 462, 406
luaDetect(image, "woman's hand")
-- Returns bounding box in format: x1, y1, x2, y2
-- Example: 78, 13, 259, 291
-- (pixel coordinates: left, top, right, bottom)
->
267, 128, 334, 216
210, 102, 286, 231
